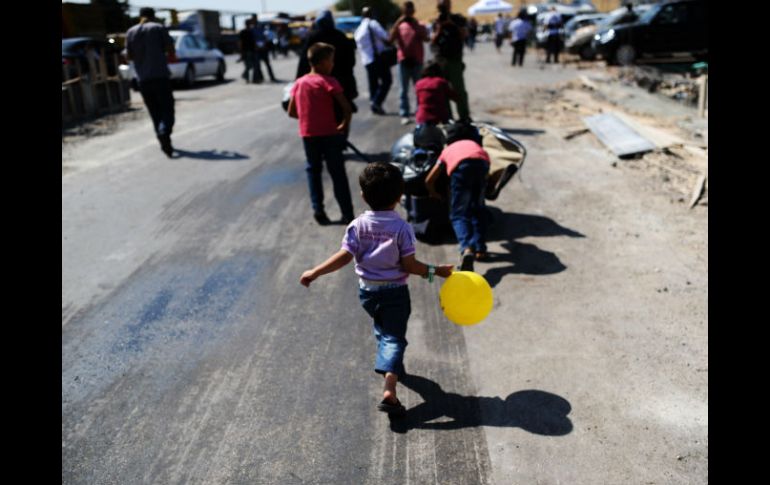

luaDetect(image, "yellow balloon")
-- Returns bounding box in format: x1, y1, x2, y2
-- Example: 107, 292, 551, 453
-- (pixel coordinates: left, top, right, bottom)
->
439, 271, 494, 326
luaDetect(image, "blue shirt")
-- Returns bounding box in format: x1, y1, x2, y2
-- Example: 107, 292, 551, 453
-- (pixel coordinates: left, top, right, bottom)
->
546, 12, 562, 36
252, 25, 266, 48
509, 19, 532, 42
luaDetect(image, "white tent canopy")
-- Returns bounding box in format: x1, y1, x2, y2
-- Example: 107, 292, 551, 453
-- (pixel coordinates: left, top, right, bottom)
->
468, 0, 514, 16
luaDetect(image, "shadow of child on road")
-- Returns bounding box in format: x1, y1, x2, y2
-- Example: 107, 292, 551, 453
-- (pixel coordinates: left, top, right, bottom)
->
389, 374, 573, 436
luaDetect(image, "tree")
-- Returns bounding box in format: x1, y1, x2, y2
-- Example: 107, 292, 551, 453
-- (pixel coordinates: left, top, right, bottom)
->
335, 0, 401, 25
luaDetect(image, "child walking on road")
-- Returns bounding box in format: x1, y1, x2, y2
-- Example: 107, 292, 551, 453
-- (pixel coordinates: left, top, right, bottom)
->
300, 162, 453, 416
288, 42, 355, 225
425, 123, 490, 272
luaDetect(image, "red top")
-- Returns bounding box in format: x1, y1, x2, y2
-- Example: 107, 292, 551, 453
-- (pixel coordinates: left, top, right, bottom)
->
415, 76, 452, 125
291, 73, 343, 137
438, 140, 490, 176
394, 20, 427, 63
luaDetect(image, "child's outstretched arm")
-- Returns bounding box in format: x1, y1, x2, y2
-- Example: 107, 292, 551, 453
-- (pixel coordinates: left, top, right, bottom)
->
424, 162, 446, 200
300, 249, 354, 287
401, 254, 454, 279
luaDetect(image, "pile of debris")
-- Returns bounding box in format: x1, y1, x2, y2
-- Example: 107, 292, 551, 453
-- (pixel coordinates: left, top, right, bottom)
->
617, 64, 707, 107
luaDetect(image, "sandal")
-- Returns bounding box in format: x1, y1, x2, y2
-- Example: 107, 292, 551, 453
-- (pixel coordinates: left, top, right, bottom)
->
377, 398, 407, 416
459, 250, 475, 272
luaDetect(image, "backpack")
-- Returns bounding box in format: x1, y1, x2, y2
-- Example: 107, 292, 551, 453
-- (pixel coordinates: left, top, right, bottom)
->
434, 21, 463, 59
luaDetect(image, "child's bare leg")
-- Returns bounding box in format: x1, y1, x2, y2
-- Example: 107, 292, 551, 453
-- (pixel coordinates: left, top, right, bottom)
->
383, 372, 398, 403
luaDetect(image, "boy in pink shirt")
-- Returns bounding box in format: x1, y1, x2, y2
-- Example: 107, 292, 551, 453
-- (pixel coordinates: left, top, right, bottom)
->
425, 123, 490, 271
288, 42, 355, 225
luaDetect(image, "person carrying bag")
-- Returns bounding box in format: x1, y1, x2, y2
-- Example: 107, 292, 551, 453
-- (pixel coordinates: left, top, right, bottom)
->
355, 7, 393, 114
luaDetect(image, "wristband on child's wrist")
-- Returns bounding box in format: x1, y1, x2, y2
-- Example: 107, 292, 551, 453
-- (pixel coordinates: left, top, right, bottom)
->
423, 264, 436, 283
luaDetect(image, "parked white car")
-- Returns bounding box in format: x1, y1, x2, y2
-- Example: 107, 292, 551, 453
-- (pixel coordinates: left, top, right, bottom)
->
119, 30, 226, 89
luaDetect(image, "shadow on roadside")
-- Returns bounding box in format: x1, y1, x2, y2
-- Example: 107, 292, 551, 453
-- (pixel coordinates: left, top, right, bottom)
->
173, 149, 249, 161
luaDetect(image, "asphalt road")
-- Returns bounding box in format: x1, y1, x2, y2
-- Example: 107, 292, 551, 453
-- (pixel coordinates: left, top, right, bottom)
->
63, 45, 707, 484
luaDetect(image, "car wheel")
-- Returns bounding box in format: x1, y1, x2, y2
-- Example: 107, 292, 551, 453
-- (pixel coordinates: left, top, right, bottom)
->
216, 60, 226, 82
579, 45, 596, 61
615, 44, 636, 66
183, 64, 195, 88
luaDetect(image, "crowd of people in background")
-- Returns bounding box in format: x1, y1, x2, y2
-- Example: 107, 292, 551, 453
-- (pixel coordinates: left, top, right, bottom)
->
125, 2, 548, 159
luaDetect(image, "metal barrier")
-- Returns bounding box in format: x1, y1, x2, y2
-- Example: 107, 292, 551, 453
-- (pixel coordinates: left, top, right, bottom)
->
62, 47, 131, 124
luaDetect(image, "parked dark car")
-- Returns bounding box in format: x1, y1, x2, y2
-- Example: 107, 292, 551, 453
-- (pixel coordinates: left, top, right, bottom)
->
592, 0, 708, 66
565, 7, 648, 60
62, 37, 122, 81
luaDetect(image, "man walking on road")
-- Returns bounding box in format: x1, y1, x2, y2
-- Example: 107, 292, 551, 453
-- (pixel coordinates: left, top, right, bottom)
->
390, 1, 429, 125
354, 7, 392, 115
126, 7, 176, 157
509, 11, 532, 66
239, 19, 257, 83
545, 6, 563, 64
494, 13, 506, 52
252, 14, 277, 83
431, 0, 471, 121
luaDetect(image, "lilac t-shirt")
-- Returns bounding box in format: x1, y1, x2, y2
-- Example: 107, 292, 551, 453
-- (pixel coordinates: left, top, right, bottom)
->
341, 210, 416, 283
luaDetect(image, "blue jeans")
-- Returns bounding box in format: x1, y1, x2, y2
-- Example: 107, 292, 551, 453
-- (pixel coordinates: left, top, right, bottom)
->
302, 135, 354, 218
359, 284, 411, 377
450, 160, 489, 254
398, 61, 422, 117
138, 78, 175, 137
365, 58, 392, 107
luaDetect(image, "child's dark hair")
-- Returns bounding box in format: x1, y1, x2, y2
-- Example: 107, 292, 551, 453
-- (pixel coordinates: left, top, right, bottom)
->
359, 162, 404, 210
421, 60, 443, 78
445, 121, 482, 145
307, 42, 335, 66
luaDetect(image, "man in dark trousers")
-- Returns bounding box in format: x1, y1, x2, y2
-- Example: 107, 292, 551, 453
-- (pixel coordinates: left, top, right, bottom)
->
431, 0, 470, 121
544, 6, 563, 64
354, 7, 393, 115
126, 7, 176, 157
252, 14, 277, 83
239, 18, 257, 83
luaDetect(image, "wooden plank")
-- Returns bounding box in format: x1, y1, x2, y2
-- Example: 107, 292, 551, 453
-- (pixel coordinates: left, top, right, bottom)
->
579, 74, 598, 91
63, 65, 77, 119
564, 128, 589, 140
98, 48, 113, 111
688, 174, 707, 209
113, 52, 125, 106
613, 111, 687, 149
84, 49, 98, 116
682, 144, 708, 159
698, 75, 708, 119
76, 61, 89, 118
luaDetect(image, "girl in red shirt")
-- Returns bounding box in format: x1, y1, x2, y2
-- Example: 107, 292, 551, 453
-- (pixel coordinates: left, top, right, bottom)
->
414, 61, 458, 125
